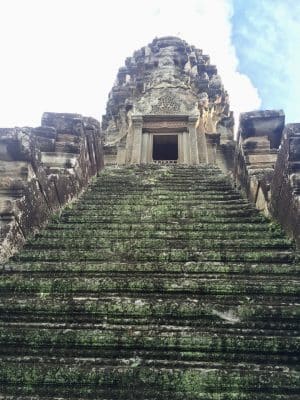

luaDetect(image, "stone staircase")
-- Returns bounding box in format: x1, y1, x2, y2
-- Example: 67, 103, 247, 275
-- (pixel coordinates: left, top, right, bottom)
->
0, 164, 299, 399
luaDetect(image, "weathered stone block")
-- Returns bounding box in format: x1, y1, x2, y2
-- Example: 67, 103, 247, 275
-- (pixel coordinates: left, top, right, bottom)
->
0, 112, 103, 262
32, 126, 57, 139
41, 112, 84, 136
239, 109, 285, 148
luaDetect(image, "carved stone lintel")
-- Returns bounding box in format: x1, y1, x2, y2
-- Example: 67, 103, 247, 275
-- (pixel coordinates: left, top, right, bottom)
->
142, 119, 187, 132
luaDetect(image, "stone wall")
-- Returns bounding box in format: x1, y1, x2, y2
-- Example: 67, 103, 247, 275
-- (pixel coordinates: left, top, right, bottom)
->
0, 112, 103, 262
233, 110, 300, 247
270, 123, 300, 246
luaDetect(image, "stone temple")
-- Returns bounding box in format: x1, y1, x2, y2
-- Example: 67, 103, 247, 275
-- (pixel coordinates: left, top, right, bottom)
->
0, 37, 299, 398
102, 36, 233, 166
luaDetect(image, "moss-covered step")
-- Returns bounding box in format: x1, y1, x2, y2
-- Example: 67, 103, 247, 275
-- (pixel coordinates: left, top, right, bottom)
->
0, 361, 299, 398
2, 260, 299, 275
13, 248, 295, 263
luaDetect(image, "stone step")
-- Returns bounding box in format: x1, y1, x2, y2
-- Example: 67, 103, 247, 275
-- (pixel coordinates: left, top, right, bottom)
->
2, 270, 298, 281
0, 318, 300, 338
0, 274, 298, 295
25, 237, 292, 251
36, 229, 286, 240
46, 221, 282, 233
92, 183, 235, 190
3, 261, 298, 275
79, 199, 251, 206
13, 248, 295, 263
1, 312, 298, 332
73, 202, 255, 210
0, 392, 299, 400
88, 187, 237, 194
0, 346, 298, 370
82, 195, 244, 202
0, 292, 298, 312
1, 294, 298, 330
95, 174, 228, 180
1, 355, 298, 375
0, 328, 298, 362
61, 210, 260, 219
0, 360, 298, 396
83, 192, 243, 199
57, 216, 266, 224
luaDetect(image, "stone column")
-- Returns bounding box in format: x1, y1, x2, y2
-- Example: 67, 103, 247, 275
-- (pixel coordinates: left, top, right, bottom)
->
205, 133, 220, 164
180, 131, 189, 164
131, 115, 143, 164
178, 132, 183, 164
197, 131, 208, 163
141, 132, 150, 164
125, 126, 134, 164
116, 143, 127, 165
188, 116, 199, 165
148, 133, 153, 163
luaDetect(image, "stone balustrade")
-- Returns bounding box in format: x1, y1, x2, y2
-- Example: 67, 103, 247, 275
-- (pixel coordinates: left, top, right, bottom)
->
270, 123, 300, 246
233, 110, 300, 246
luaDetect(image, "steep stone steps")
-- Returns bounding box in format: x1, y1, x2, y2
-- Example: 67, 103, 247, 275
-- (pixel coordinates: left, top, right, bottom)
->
0, 164, 299, 398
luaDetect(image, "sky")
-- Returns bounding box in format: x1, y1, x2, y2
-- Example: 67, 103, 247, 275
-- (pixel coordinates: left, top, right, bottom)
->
0, 0, 299, 129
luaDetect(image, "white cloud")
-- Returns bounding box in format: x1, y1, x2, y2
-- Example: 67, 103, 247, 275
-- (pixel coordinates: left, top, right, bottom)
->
231, 0, 300, 123
0, 0, 260, 127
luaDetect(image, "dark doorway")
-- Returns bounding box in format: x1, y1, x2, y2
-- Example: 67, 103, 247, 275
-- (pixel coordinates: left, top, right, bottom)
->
152, 135, 178, 161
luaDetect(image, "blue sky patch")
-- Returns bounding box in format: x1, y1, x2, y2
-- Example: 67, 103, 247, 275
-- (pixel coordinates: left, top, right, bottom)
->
231, 0, 300, 122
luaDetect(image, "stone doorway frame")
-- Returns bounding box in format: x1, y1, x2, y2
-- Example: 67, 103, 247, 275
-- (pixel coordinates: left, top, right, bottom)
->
130, 115, 199, 165
152, 133, 179, 163
141, 131, 189, 164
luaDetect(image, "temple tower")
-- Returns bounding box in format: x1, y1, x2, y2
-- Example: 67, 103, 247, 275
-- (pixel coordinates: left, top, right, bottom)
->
102, 36, 234, 165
